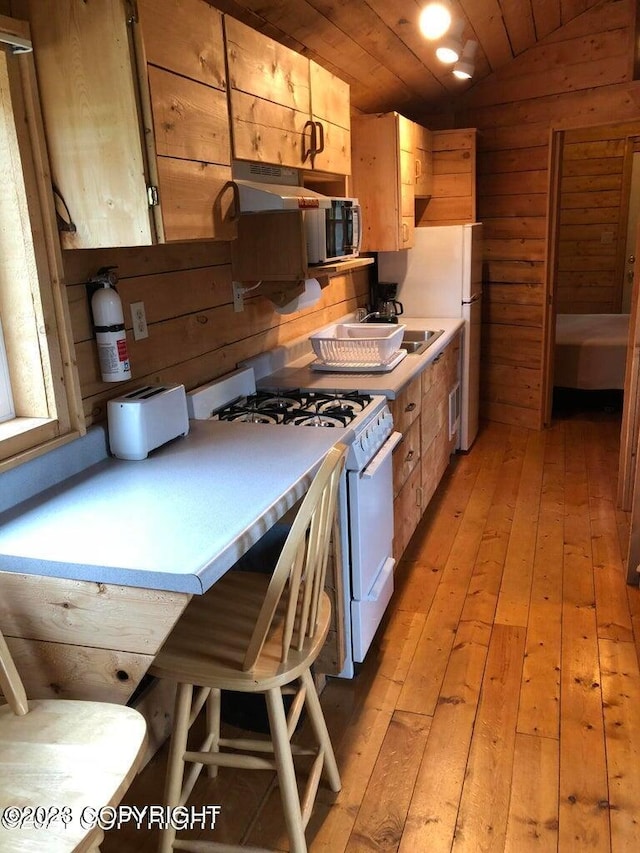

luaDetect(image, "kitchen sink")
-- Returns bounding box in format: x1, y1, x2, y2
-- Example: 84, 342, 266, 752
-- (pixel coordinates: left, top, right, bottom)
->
400, 328, 444, 355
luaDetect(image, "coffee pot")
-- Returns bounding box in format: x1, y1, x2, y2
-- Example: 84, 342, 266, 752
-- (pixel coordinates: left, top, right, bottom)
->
374, 282, 404, 323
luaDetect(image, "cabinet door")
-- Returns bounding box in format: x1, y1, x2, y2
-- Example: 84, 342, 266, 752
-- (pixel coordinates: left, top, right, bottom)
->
351, 112, 403, 252
225, 16, 311, 169
136, 0, 235, 242
393, 464, 422, 563
415, 124, 433, 198
309, 61, 351, 175
27, 0, 153, 248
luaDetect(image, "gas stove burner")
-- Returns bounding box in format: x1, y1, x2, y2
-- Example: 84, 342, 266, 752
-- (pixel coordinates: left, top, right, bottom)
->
252, 391, 302, 412
286, 411, 349, 428
211, 387, 374, 428
216, 405, 281, 425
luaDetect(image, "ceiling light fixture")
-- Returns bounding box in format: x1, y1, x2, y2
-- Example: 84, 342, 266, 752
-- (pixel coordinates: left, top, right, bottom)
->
453, 39, 478, 79
418, 2, 452, 40
435, 19, 464, 64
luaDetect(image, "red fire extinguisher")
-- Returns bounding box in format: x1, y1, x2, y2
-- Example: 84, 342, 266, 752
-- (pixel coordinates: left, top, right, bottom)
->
90, 266, 131, 382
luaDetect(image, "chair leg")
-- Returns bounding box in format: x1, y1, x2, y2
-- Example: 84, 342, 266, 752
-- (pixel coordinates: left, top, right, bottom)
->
265, 687, 307, 853
300, 668, 341, 792
84, 827, 104, 851
160, 681, 193, 853
205, 687, 221, 778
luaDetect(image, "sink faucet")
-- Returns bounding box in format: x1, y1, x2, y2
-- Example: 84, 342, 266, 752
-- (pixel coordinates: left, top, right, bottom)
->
355, 308, 381, 323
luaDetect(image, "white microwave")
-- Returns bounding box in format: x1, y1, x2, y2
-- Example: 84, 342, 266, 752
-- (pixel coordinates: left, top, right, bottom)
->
305, 198, 362, 265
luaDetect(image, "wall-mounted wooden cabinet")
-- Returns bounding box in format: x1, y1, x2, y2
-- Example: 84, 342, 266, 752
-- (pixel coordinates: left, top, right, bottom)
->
25, 0, 237, 248
225, 16, 351, 176
351, 112, 432, 252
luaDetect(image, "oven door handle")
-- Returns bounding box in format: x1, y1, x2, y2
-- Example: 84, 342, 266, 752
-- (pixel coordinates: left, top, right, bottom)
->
361, 431, 402, 479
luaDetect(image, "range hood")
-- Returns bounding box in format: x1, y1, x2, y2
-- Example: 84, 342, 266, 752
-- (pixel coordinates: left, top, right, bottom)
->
232, 161, 332, 212
234, 180, 332, 212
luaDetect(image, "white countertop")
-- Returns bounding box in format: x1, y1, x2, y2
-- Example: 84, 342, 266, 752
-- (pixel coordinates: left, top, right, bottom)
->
254, 317, 464, 398
0, 420, 339, 594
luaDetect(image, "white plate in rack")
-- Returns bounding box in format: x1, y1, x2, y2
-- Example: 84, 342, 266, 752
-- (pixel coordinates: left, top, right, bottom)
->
310, 349, 407, 373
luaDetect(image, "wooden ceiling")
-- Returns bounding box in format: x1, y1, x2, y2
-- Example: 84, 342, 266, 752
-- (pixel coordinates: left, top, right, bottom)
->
210, 0, 604, 118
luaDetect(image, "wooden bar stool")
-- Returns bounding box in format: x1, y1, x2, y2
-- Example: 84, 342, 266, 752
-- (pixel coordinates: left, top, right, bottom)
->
149, 443, 347, 853
0, 628, 148, 852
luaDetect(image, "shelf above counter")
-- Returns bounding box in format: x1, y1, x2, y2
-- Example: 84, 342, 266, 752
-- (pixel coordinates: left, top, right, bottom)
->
309, 256, 374, 280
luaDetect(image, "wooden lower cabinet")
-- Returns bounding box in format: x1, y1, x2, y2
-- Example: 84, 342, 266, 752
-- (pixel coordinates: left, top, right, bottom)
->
393, 464, 422, 562
391, 331, 462, 561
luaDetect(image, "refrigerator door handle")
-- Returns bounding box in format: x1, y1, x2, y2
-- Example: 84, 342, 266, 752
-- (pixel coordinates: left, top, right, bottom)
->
462, 292, 482, 304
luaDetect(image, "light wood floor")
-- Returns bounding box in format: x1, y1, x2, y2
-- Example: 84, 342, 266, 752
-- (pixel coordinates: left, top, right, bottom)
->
103, 404, 640, 852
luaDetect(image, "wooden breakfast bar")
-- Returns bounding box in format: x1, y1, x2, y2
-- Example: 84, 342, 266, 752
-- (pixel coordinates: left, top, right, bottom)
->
0, 420, 339, 706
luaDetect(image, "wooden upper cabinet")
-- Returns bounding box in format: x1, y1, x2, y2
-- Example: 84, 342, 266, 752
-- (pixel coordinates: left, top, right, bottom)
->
352, 111, 433, 251
25, 0, 236, 248
225, 16, 351, 175
351, 112, 412, 252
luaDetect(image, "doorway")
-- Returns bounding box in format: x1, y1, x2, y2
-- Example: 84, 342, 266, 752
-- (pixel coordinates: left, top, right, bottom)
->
544, 123, 640, 454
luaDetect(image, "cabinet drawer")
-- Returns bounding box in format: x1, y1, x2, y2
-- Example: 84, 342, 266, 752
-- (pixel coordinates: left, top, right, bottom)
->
393, 416, 421, 497
390, 375, 421, 434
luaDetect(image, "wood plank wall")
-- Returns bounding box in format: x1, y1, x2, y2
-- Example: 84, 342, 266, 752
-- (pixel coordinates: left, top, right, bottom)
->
418, 0, 637, 430
556, 120, 640, 313
62, 245, 370, 426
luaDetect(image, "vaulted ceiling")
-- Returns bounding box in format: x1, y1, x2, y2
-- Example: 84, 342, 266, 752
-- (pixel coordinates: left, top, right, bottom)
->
209, 0, 605, 118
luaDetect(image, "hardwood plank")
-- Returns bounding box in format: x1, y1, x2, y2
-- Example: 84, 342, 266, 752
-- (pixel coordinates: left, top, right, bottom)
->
452, 624, 527, 852
504, 733, 559, 852
600, 637, 640, 850
494, 430, 546, 626
517, 421, 564, 739
460, 427, 528, 626
396, 432, 508, 716
398, 619, 492, 853
345, 710, 431, 852
559, 421, 611, 849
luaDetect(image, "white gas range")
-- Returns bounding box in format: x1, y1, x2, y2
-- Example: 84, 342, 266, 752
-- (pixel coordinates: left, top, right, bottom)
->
187, 365, 401, 678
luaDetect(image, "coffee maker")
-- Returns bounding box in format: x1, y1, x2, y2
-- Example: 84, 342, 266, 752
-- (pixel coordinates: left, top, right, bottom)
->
371, 281, 404, 323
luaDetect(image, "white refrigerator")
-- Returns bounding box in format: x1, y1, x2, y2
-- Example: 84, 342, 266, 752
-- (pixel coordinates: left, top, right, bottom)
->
377, 223, 483, 451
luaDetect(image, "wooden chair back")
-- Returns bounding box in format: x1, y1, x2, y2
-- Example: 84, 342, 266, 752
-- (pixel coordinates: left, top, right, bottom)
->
242, 442, 347, 672
0, 628, 29, 715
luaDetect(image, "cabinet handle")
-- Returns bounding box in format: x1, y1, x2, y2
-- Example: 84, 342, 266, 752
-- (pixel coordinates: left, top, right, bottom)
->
415, 158, 422, 180
222, 180, 241, 223
405, 449, 415, 462
402, 222, 409, 243
416, 485, 423, 508
314, 121, 325, 155
302, 119, 316, 164
405, 401, 416, 412
433, 353, 443, 364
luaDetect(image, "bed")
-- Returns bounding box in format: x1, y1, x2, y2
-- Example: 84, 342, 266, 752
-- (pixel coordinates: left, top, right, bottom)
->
554, 313, 630, 390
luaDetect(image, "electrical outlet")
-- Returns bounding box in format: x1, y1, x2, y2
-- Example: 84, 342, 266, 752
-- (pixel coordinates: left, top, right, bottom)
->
130, 301, 148, 340
232, 282, 245, 313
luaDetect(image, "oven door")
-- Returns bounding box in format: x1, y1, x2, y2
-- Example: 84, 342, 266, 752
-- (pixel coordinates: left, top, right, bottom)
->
348, 430, 401, 662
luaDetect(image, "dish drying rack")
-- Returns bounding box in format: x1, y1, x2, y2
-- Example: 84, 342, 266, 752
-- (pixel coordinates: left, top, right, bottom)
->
310, 323, 406, 368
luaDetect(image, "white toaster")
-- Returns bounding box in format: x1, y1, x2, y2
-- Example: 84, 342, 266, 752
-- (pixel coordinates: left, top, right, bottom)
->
107, 384, 189, 460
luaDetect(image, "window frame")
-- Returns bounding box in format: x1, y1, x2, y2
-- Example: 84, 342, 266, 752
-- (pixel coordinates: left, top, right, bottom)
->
0, 13, 84, 472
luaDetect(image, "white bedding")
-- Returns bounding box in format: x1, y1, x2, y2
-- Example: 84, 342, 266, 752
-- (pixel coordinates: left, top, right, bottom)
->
554, 313, 629, 390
